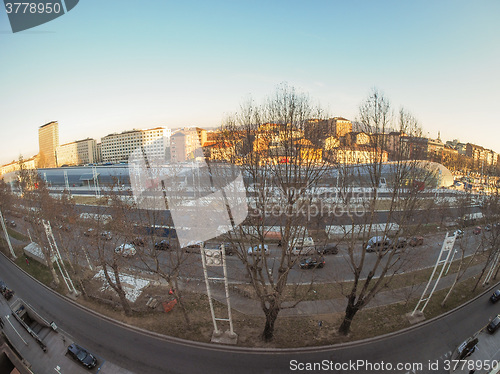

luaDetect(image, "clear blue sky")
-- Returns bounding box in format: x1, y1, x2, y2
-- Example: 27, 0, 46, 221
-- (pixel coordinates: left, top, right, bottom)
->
1, 0, 499, 165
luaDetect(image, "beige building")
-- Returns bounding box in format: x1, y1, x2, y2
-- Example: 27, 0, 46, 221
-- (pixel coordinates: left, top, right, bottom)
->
328, 145, 388, 164
0, 156, 37, 176
101, 127, 171, 163
38, 121, 59, 168
56, 138, 98, 166
170, 128, 202, 163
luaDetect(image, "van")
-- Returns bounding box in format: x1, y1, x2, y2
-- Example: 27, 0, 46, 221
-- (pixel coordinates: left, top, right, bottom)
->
291, 237, 315, 256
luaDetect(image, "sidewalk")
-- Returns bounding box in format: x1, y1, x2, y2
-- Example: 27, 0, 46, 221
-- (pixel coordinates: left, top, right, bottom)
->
185, 262, 489, 317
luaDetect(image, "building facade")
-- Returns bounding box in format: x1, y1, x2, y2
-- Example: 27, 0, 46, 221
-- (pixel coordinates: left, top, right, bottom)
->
170, 128, 201, 163
38, 121, 59, 168
100, 127, 171, 163
56, 138, 98, 166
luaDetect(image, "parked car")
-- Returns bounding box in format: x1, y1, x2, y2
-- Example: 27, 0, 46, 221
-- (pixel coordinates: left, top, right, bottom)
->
490, 289, 500, 303
154, 240, 170, 250
83, 228, 97, 237
247, 244, 269, 255
473, 226, 482, 235
315, 243, 338, 255
409, 236, 424, 247
454, 229, 464, 239
221, 242, 236, 256
114, 244, 136, 257
67, 343, 98, 369
100, 231, 112, 240
291, 237, 315, 256
488, 314, 500, 333
299, 256, 325, 269
457, 337, 478, 359
131, 237, 145, 247
9, 220, 16, 227
0, 280, 14, 300
366, 236, 392, 252
485, 224, 492, 232
392, 237, 407, 249
185, 243, 202, 253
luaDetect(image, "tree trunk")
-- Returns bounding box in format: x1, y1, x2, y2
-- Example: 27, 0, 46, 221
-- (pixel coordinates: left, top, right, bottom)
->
261, 304, 280, 342
338, 302, 358, 336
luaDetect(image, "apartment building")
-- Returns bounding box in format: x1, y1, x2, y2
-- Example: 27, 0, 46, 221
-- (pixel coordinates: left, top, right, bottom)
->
100, 127, 171, 163
38, 121, 59, 168
170, 128, 202, 163
56, 138, 98, 166
0, 156, 37, 176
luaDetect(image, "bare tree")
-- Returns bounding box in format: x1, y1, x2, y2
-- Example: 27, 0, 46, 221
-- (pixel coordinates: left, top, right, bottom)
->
336, 89, 436, 335
219, 83, 330, 341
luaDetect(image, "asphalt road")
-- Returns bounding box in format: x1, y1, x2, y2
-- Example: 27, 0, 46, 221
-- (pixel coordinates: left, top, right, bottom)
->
1, 251, 500, 374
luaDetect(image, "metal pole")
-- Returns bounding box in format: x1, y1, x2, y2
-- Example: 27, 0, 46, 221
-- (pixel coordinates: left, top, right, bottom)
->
0, 209, 16, 258
221, 244, 234, 335
200, 243, 219, 334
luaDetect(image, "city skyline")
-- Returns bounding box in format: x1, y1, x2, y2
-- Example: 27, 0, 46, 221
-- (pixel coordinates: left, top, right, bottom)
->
1, 1, 499, 165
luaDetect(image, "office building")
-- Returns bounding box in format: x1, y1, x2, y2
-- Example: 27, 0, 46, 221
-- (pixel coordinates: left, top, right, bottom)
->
38, 121, 59, 168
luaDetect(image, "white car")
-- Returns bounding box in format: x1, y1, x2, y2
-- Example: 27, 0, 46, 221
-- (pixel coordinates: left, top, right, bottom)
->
114, 244, 136, 258
247, 244, 269, 255
291, 237, 315, 256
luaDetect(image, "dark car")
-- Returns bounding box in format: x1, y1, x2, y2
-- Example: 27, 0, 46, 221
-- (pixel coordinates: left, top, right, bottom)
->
185, 243, 202, 253
316, 243, 338, 255
409, 236, 424, 247
473, 226, 482, 235
299, 256, 325, 269
67, 343, 97, 369
131, 237, 145, 247
392, 238, 407, 249
221, 242, 236, 256
491, 290, 500, 303
487, 314, 500, 333
154, 240, 170, 250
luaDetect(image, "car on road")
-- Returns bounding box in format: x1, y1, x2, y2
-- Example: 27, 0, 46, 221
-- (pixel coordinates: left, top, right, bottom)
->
114, 244, 136, 257
154, 240, 170, 250
83, 228, 97, 237
392, 237, 407, 249
101, 231, 112, 240
220, 242, 236, 256
490, 290, 500, 303
366, 236, 392, 252
291, 237, 315, 256
185, 243, 202, 253
247, 244, 269, 255
409, 236, 424, 247
131, 237, 145, 247
67, 343, 97, 369
9, 220, 16, 227
299, 256, 325, 269
473, 226, 482, 235
485, 224, 492, 232
457, 337, 478, 359
454, 229, 464, 239
315, 243, 338, 255
488, 314, 500, 333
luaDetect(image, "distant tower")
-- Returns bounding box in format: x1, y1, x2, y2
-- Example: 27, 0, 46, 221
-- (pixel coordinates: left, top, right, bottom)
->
437, 131, 441, 141
38, 121, 59, 168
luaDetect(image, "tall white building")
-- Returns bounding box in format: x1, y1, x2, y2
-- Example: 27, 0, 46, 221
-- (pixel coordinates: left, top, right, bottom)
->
100, 127, 171, 163
170, 128, 202, 163
56, 138, 98, 166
